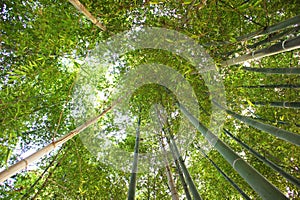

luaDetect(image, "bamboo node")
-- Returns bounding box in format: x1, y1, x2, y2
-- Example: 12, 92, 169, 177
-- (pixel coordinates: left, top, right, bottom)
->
251, 51, 256, 60
282, 40, 286, 50
232, 158, 243, 169
24, 159, 29, 169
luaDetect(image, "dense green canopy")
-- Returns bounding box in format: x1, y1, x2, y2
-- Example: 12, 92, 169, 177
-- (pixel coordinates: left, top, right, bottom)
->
0, 0, 299, 199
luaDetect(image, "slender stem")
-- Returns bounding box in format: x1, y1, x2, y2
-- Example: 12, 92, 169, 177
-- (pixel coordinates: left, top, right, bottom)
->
159, 134, 179, 200
197, 146, 251, 200
127, 115, 141, 200
250, 101, 300, 109
213, 100, 300, 146
178, 103, 288, 200
237, 84, 300, 89
167, 130, 202, 200
241, 67, 300, 74
221, 35, 300, 66
223, 128, 300, 188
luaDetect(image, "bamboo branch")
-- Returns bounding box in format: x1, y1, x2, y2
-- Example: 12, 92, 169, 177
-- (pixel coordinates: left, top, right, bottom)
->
236, 14, 300, 42
68, 0, 106, 31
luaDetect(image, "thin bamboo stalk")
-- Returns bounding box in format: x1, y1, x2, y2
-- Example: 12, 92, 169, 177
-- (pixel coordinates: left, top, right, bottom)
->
221, 35, 300, 66
204, 15, 300, 47
241, 67, 300, 74
236, 15, 300, 42
226, 26, 300, 57
173, 149, 192, 200
0, 104, 114, 183
165, 132, 192, 200
212, 100, 300, 146
155, 108, 202, 200
223, 128, 300, 188
168, 134, 202, 200
197, 146, 251, 200
250, 101, 300, 109
159, 134, 179, 200
127, 115, 141, 200
68, 0, 106, 31
178, 103, 288, 200
237, 84, 300, 89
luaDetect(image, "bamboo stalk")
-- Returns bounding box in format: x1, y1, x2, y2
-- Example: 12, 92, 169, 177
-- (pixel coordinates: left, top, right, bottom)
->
203, 15, 300, 47
178, 103, 288, 200
68, 0, 106, 31
227, 26, 300, 57
168, 134, 202, 200
155, 107, 202, 200
241, 67, 300, 74
172, 148, 192, 200
221, 35, 300, 66
250, 101, 300, 109
236, 15, 300, 42
223, 128, 300, 188
127, 115, 141, 200
164, 128, 192, 200
237, 84, 300, 89
0, 104, 114, 183
197, 146, 251, 200
159, 134, 179, 200
212, 100, 300, 146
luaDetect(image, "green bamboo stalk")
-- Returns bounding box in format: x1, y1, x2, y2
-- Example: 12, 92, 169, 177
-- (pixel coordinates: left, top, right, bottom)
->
167, 133, 202, 200
159, 134, 179, 200
221, 35, 300, 66
178, 103, 288, 200
246, 26, 300, 49
127, 116, 141, 200
166, 136, 192, 200
223, 128, 300, 188
227, 26, 300, 56
241, 67, 300, 74
250, 101, 300, 109
204, 15, 300, 47
212, 100, 300, 146
243, 106, 300, 127
237, 84, 300, 89
155, 105, 201, 200
0, 104, 114, 183
197, 146, 251, 200
236, 15, 300, 42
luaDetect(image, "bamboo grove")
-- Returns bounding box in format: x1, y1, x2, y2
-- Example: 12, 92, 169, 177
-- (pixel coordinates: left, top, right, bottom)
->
0, 0, 299, 199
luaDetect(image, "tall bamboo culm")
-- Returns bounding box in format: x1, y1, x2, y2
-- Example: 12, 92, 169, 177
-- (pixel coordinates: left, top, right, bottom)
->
213, 100, 300, 146
221, 35, 300, 67
127, 116, 141, 200
178, 103, 288, 200
223, 128, 300, 188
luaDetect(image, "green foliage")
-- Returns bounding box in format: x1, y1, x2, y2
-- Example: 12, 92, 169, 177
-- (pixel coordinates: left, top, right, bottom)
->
0, 0, 299, 199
